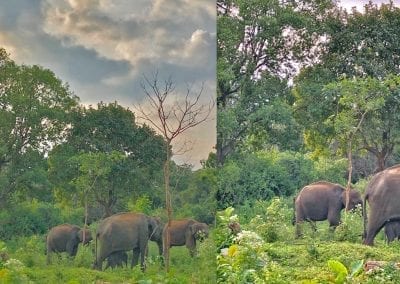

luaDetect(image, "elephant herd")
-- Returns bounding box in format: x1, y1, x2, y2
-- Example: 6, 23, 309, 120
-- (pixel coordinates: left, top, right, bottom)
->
293, 164, 400, 245
46, 213, 209, 271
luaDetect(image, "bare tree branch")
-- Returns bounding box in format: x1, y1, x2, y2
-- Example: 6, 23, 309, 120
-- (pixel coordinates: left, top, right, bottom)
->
134, 71, 214, 272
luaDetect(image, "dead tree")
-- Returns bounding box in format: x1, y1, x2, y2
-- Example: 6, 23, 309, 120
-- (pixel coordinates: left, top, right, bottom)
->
135, 71, 214, 271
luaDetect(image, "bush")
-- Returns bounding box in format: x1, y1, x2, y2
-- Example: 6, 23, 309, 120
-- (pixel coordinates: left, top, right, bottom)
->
217, 150, 347, 209
0, 200, 63, 240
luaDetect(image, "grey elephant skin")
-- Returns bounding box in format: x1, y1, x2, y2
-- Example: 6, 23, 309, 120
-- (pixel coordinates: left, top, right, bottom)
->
104, 251, 128, 270
46, 224, 92, 264
294, 181, 362, 238
94, 212, 163, 271
384, 222, 400, 243
163, 219, 209, 258
363, 165, 400, 245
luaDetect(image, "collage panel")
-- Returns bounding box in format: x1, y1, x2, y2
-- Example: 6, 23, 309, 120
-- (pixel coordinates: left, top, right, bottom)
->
216, 0, 400, 283
0, 1, 216, 283
1, 0, 400, 283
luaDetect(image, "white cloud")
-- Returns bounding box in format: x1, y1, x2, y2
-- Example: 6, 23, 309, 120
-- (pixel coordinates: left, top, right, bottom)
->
42, 0, 215, 71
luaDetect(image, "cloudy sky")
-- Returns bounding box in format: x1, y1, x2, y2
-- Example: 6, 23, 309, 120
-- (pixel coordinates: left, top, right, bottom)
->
0, 0, 216, 169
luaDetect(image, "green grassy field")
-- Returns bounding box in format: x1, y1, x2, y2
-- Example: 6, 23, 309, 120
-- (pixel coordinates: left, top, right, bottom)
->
0, 235, 216, 283
216, 199, 400, 283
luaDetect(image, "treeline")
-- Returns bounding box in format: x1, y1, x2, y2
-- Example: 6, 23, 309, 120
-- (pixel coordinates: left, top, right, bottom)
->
217, 0, 400, 209
0, 48, 216, 240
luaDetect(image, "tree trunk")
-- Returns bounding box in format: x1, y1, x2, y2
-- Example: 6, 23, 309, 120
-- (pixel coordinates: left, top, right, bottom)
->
345, 141, 352, 211
164, 142, 172, 272
83, 193, 88, 244
375, 152, 386, 173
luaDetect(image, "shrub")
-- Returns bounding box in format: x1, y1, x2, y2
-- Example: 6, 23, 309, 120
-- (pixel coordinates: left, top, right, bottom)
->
0, 200, 63, 240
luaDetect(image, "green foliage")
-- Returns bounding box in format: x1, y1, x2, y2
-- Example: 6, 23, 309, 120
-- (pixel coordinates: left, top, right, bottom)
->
174, 167, 217, 223
0, 201, 63, 240
215, 207, 238, 251
217, 150, 349, 209
335, 205, 363, 243
0, 48, 79, 205
48, 101, 166, 214
1, 235, 215, 283
327, 260, 348, 284
216, 201, 400, 283
127, 195, 152, 215
216, 0, 334, 164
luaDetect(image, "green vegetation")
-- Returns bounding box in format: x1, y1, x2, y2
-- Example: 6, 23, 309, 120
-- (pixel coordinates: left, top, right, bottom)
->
0, 236, 216, 283
0, 45, 216, 282
216, 200, 400, 283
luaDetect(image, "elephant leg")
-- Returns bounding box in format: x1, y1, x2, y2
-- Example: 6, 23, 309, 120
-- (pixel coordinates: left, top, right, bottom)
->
295, 211, 305, 238
46, 249, 52, 265
185, 237, 196, 257
140, 248, 146, 271
384, 226, 393, 243
131, 247, 140, 268
364, 214, 386, 246
66, 240, 78, 257
295, 222, 303, 239
327, 209, 340, 231
71, 244, 79, 257
95, 248, 110, 271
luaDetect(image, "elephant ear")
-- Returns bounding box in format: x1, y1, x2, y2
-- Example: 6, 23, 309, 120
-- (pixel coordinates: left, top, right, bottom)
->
148, 216, 161, 239
190, 223, 202, 238
190, 223, 208, 241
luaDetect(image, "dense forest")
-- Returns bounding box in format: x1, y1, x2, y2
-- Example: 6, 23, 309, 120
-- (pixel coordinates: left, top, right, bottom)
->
216, 0, 400, 283
0, 47, 216, 282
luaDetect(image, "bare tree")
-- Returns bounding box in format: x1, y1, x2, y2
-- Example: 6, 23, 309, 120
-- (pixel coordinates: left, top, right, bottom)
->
135, 71, 214, 271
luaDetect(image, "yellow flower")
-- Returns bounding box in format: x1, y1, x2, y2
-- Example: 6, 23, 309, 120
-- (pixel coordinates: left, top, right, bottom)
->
0, 268, 9, 279
228, 244, 238, 257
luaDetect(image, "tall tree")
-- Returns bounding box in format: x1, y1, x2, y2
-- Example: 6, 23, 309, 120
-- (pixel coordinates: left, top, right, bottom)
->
0, 48, 79, 204
294, 2, 400, 171
322, 77, 388, 207
216, 0, 334, 164
48, 102, 166, 215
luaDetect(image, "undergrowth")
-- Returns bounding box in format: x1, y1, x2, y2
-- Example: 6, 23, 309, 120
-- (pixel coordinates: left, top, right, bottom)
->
216, 198, 400, 283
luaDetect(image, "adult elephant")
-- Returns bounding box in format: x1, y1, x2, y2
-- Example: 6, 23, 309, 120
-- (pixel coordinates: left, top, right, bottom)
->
93, 212, 163, 271
163, 219, 209, 258
363, 165, 400, 245
46, 224, 92, 264
294, 181, 362, 238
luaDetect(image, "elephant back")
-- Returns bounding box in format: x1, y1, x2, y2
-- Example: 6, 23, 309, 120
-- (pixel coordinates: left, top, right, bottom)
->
97, 212, 149, 251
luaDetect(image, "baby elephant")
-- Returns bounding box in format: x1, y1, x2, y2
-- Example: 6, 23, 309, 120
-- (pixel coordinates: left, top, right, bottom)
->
163, 219, 209, 258
46, 224, 92, 264
384, 222, 400, 243
104, 251, 128, 270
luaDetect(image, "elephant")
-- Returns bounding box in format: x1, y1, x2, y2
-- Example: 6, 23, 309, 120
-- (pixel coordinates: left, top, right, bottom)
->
163, 219, 209, 258
46, 224, 92, 264
93, 212, 163, 271
384, 222, 400, 243
294, 181, 362, 238
363, 165, 400, 245
104, 251, 128, 270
